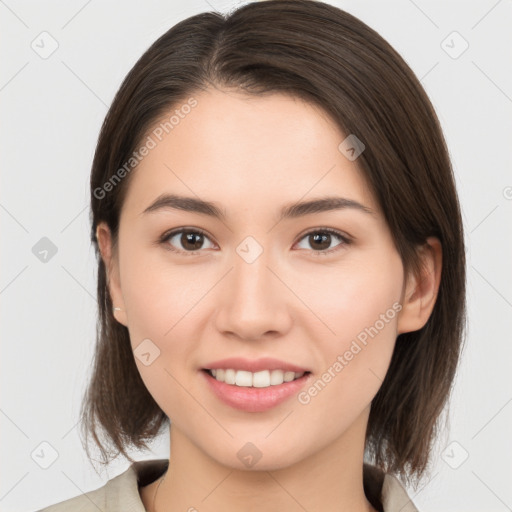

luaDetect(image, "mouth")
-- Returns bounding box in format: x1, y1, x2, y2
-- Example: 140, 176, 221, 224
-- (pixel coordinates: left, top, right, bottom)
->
200, 368, 312, 412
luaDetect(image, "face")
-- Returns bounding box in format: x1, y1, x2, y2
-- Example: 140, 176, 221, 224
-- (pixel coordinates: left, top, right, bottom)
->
98, 87, 427, 471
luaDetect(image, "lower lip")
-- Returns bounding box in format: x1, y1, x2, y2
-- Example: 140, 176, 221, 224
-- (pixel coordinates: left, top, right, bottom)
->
201, 369, 312, 413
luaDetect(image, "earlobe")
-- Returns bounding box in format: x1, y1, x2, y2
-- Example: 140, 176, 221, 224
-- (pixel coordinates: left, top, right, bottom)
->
96, 222, 128, 326
397, 237, 442, 335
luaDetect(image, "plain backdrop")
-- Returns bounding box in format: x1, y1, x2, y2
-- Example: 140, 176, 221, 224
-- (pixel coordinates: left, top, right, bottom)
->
1, 1, 511, 511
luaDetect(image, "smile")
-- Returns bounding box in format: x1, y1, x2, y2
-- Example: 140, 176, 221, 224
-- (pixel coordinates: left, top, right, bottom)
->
206, 368, 307, 387
201, 369, 312, 412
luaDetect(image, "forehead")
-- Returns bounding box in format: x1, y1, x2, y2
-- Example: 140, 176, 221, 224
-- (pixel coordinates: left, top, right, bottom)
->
120, 88, 378, 220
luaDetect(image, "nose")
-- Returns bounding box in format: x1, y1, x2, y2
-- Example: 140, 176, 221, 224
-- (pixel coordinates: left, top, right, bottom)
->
214, 246, 293, 342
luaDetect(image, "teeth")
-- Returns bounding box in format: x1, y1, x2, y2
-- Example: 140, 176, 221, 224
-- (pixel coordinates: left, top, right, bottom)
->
208, 369, 306, 387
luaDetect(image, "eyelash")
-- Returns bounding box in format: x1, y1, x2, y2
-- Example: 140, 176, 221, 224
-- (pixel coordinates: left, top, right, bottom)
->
158, 227, 352, 257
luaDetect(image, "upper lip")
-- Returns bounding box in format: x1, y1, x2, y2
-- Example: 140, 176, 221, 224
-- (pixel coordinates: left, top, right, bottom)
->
203, 357, 310, 373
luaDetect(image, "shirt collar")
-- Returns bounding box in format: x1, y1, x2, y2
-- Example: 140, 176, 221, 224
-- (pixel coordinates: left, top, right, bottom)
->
108, 458, 418, 512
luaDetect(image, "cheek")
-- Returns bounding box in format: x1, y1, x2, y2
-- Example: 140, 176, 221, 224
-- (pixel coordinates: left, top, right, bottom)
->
301, 250, 403, 340
118, 245, 201, 415
300, 251, 403, 394
119, 239, 204, 338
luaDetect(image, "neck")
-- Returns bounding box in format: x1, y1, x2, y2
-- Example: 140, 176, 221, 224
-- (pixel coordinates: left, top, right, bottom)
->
144, 408, 376, 512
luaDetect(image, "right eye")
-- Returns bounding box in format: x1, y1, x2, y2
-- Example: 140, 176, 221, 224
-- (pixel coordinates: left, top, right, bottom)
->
160, 228, 216, 255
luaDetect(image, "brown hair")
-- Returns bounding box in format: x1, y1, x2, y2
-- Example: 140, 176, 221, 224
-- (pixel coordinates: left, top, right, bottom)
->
81, 0, 466, 487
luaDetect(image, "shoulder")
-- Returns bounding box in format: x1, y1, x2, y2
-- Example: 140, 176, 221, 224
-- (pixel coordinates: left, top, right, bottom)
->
36, 464, 141, 512
363, 463, 419, 512
381, 473, 419, 512
36, 459, 168, 512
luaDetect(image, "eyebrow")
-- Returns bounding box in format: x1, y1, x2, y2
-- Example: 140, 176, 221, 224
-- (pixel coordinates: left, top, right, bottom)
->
141, 193, 374, 221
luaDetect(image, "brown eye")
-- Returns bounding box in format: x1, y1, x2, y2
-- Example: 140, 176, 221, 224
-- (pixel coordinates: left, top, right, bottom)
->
308, 233, 331, 251
180, 231, 205, 250
295, 229, 350, 254
162, 229, 215, 254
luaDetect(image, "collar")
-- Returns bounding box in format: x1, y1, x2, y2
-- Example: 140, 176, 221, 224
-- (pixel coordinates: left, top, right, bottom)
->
100, 458, 419, 512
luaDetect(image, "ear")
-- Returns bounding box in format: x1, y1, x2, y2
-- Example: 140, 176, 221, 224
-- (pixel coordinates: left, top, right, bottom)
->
397, 236, 442, 335
96, 222, 128, 326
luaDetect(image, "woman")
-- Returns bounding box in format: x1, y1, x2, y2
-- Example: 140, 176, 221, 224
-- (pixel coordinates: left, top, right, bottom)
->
38, 1, 466, 511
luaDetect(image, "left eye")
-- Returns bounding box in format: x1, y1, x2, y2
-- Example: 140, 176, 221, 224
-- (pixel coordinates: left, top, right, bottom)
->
295, 229, 350, 254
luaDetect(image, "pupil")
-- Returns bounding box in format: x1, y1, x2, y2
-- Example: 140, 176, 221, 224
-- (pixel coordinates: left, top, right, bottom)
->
183, 232, 203, 250
311, 233, 330, 250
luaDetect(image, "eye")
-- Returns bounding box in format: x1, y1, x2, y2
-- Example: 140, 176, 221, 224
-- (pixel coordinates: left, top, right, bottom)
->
159, 227, 351, 256
294, 228, 351, 255
160, 228, 216, 255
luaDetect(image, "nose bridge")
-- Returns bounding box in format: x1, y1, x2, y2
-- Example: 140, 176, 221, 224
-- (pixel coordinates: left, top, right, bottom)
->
233, 241, 273, 301
215, 236, 291, 339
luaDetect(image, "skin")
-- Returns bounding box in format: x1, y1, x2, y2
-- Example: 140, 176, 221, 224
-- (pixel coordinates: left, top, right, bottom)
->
96, 87, 442, 512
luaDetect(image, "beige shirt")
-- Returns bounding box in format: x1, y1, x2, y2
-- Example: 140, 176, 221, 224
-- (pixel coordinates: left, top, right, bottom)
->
37, 459, 419, 512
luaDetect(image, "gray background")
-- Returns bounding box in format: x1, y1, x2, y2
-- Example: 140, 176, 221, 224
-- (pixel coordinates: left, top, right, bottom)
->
1, 1, 511, 511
